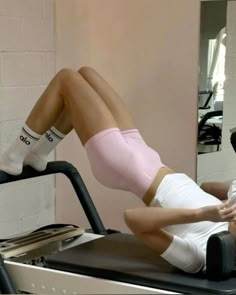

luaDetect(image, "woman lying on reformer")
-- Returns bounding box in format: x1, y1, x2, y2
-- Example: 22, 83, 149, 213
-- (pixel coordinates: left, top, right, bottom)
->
1, 66, 236, 274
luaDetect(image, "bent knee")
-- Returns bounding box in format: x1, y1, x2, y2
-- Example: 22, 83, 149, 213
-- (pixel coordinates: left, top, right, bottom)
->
56, 68, 85, 96
57, 68, 77, 80
78, 66, 97, 78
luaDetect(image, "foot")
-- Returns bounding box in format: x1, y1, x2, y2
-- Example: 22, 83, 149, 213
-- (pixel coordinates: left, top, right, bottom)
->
24, 152, 48, 172
0, 153, 23, 175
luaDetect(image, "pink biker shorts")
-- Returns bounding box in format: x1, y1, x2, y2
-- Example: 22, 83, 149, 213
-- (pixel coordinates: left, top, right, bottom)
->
84, 128, 165, 198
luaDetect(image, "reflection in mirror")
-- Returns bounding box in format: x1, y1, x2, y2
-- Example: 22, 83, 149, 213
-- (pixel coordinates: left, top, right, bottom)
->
198, 0, 227, 154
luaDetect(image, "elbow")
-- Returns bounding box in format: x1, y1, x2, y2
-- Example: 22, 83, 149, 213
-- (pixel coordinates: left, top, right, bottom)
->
124, 209, 139, 234
124, 209, 134, 230
124, 209, 148, 234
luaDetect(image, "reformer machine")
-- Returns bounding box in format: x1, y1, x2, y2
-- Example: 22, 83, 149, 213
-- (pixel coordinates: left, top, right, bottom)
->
1, 161, 236, 294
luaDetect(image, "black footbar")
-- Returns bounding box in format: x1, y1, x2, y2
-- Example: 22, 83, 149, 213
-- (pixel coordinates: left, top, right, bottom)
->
0, 161, 107, 235
0, 254, 17, 294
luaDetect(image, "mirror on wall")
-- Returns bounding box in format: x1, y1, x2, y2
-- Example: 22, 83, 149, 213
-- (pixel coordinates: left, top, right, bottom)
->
198, 0, 227, 154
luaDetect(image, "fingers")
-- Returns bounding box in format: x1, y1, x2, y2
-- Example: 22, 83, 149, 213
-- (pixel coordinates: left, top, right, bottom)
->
219, 201, 228, 209
219, 202, 236, 221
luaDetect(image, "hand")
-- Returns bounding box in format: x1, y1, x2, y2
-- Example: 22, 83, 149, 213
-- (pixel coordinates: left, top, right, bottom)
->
199, 201, 236, 222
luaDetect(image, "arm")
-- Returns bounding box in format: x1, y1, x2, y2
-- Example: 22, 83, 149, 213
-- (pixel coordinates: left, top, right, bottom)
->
124, 203, 236, 233
200, 181, 232, 200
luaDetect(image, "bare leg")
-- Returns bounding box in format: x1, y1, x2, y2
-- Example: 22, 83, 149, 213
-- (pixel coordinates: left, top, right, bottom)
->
23, 67, 136, 172
2, 68, 118, 174
26, 68, 117, 145
23, 107, 73, 171
78, 66, 136, 130
53, 109, 73, 135
49, 66, 136, 135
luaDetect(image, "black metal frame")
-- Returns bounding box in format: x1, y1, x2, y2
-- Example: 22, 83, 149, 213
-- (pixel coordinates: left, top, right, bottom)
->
0, 254, 17, 294
0, 161, 108, 294
0, 161, 107, 235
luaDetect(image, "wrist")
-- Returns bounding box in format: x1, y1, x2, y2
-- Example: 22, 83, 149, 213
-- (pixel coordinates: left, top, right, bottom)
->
184, 208, 203, 223
194, 207, 204, 222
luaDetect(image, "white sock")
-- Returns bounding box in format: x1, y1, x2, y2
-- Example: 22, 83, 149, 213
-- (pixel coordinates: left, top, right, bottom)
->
24, 126, 65, 171
0, 124, 41, 175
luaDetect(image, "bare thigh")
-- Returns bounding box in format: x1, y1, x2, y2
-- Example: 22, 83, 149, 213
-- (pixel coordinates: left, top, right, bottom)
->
26, 68, 124, 145
79, 67, 136, 130
57, 69, 119, 145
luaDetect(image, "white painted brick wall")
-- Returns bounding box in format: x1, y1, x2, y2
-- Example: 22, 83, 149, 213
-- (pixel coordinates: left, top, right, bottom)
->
0, 0, 56, 238
0, 17, 22, 51
2, 53, 42, 86
198, 1, 236, 184
22, 19, 55, 51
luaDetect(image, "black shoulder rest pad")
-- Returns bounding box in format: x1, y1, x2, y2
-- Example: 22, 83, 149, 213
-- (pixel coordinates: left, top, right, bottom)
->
206, 230, 235, 281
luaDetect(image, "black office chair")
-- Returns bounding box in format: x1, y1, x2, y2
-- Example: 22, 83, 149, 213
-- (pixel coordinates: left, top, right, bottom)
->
198, 110, 223, 153
230, 130, 236, 153
199, 90, 214, 110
